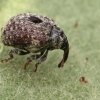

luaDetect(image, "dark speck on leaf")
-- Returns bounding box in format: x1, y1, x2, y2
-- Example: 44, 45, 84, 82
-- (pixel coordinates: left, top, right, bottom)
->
74, 22, 78, 28
79, 77, 88, 83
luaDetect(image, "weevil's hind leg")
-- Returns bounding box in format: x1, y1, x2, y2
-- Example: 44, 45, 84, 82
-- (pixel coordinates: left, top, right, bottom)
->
34, 50, 48, 72
24, 51, 45, 70
1, 48, 30, 63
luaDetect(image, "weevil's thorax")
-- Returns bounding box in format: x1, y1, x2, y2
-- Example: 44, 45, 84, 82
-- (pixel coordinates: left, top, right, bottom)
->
49, 25, 68, 50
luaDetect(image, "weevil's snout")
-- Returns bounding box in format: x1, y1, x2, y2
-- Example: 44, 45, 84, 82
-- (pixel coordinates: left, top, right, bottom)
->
50, 25, 69, 67
58, 37, 69, 68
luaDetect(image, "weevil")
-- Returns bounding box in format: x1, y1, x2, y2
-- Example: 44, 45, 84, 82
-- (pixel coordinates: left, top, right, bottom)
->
1, 13, 69, 72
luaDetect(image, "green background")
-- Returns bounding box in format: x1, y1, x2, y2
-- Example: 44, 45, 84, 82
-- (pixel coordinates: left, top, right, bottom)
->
0, 0, 100, 100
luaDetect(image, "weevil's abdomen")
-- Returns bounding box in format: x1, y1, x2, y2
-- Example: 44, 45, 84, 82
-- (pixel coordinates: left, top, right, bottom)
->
1, 13, 55, 52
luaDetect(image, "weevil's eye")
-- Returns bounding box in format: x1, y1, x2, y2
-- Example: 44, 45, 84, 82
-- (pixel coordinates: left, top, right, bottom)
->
29, 16, 43, 23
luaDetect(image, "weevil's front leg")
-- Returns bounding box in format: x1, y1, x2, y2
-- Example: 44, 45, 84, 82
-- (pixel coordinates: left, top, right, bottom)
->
1, 48, 30, 63
34, 50, 48, 72
24, 51, 45, 70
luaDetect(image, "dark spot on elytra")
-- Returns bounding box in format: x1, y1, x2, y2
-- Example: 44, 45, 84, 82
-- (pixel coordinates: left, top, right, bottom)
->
29, 16, 43, 23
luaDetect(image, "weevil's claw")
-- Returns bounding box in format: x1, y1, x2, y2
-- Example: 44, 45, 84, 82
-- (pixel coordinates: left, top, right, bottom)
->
24, 60, 32, 70
1, 59, 8, 63
61, 60, 64, 67
58, 60, 64, 68
58, 55, 64, 68
24, 64, 27, 70
34, 63, 38, 72
58, 64, 60, 68
1, 56, 13, 63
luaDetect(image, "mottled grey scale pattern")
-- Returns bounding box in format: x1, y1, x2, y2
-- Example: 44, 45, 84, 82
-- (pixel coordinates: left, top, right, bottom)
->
1, 13, 55, 52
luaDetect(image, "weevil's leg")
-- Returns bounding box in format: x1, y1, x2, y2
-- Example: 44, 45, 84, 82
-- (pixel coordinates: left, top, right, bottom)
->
34, 50, 48, 72
24, 51, 45, 70
1, 48, 30, 63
